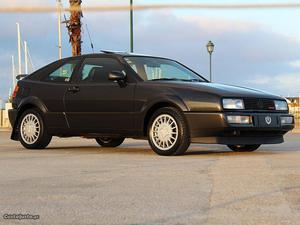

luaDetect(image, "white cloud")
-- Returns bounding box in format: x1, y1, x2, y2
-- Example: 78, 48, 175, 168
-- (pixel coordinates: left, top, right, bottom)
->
181, 15, 260, 34
2, 0, 52, 7
247, 73, 300, 96
246, 76, 271, 85
290, 60, 300, 68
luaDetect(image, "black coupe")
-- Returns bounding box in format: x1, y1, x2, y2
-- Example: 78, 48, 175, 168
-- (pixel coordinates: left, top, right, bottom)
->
9, 51, 294, 156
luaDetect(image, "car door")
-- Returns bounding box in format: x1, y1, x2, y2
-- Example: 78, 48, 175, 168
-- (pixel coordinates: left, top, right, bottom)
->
35, 59, 79, 133
64, 56, 136, 134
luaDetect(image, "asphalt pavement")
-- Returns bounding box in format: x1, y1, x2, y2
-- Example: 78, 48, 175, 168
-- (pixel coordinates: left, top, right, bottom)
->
0, 131, 300, 225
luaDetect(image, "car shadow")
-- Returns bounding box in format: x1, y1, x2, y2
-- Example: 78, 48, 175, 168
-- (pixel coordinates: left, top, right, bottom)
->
43, 144, 279, 157
185, 150, 278, 156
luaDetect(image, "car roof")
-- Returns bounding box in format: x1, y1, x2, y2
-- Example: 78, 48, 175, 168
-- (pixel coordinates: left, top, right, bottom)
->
61, 51, 162, 61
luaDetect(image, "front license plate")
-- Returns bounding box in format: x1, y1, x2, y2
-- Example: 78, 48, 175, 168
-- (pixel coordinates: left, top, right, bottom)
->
258, 115, 279, 128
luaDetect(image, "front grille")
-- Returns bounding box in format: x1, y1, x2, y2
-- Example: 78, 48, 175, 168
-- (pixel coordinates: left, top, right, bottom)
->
243, 98, 276, 111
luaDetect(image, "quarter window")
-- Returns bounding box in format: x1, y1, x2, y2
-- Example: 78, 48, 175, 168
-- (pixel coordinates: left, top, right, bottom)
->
45, 62, 77, 82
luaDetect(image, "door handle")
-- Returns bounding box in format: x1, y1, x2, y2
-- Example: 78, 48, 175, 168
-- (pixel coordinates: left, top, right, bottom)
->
67, 86, 80, 93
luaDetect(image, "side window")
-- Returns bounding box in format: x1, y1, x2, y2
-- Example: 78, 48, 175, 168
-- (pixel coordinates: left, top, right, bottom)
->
79, 58, 124, 83
160, 64, 188, 79
44, 62, 77, 82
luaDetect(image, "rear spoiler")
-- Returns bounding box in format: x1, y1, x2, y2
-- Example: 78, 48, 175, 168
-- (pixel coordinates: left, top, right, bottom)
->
16, 74, 28, 81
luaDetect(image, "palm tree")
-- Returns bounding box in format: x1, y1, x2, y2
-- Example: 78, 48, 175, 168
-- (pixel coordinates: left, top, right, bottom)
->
68, 0, 82, 56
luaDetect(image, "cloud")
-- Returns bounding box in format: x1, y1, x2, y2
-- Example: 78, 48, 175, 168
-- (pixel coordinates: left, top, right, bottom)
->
2, 0, 52, 7
290, 60, 300, 68
247, 73, 300, 96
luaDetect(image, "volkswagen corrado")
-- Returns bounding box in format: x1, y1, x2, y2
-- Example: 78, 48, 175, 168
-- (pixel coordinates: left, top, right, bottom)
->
9, 51, 294, 156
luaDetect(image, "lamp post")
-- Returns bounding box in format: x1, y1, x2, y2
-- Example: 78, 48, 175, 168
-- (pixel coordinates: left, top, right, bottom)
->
130, 0, 134, 53
206, 41, 214, 82
57, 0, 62, 59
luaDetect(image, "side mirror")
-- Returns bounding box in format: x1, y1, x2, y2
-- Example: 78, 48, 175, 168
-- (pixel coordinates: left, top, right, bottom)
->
108, 71, 126, 81
108, 71, 127, 87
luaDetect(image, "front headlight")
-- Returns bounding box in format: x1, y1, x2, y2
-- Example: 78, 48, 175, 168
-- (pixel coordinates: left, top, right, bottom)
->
274, 100, 288, 111
222, 99, 244, 110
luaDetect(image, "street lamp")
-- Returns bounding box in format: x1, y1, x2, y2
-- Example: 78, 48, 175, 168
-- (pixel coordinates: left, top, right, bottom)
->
206, 40, 214, 82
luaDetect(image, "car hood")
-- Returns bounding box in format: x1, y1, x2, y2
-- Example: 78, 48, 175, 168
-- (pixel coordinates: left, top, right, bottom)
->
178, 82, 283, 99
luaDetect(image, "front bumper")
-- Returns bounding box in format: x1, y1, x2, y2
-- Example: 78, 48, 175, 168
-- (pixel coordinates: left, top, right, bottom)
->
184, 112, 294, 145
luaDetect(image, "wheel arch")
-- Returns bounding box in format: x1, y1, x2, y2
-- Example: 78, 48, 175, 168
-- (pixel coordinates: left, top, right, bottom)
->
142, 98, 188, 136
11, 97, 48, 140
17, 97, 48, 114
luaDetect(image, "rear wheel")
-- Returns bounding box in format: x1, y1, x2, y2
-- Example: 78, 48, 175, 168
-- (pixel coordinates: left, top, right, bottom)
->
18, 108, 52, 149
148, 107, 190, 156
95, 137, 125, 147
227, 144, 261, 152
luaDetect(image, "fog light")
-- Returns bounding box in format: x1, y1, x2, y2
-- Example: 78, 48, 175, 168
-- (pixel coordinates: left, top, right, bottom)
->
227, 115, 252, 124
280, 116, 293, 125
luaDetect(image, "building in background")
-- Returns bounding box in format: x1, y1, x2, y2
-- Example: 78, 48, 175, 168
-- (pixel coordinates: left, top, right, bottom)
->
0, 99, 12, 128
286, 97, 300, 129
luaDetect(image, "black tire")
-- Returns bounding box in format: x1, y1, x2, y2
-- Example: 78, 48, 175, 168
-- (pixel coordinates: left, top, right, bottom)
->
18, 108, 52, 149
227, 144, 261, 152
147, 107, 190, 156
95, 137, 125, 147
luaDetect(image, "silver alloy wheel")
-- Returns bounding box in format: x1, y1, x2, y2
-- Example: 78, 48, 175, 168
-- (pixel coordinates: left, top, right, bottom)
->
150, 114, 178, 151
20, 113, 41, 145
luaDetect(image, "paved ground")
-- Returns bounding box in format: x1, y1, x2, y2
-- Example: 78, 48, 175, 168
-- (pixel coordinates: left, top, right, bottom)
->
0, 131, 300, 225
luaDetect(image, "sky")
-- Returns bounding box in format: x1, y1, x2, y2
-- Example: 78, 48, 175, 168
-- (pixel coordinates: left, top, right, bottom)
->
1, 0, 300, 104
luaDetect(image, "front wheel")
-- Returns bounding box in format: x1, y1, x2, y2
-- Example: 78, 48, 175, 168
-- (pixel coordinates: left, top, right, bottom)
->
227, 144, 261, 152
18, 108, 52, 149
95, 137, 125, 147
148, 107, 190, 156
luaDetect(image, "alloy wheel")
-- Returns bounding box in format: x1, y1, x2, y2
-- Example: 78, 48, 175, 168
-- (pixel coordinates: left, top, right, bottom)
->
20, 113, 41, 145
150, 114, 179, 151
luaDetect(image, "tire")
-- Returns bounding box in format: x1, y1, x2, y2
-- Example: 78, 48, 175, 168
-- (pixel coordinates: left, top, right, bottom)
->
147, 107, 190, 156
95, 137, 125, 147
18, 108, 52, 149
227, 144, 261, 152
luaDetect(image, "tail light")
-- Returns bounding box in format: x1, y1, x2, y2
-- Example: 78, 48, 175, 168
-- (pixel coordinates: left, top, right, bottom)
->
12, 85, 19, 99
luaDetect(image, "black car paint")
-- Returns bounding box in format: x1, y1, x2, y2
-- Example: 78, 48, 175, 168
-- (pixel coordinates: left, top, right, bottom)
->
9, 53, 294, 144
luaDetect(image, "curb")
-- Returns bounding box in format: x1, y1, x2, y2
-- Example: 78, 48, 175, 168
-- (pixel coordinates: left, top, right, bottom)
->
0, 128, 11, 132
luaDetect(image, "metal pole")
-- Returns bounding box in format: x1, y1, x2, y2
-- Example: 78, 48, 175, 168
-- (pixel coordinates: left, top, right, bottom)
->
130, 0, 134, 53
24, 41, 28, 74
57, 0, 62, 59
11, 55, 16, 89
209, 53, 212, 82
16, 22, 22, 75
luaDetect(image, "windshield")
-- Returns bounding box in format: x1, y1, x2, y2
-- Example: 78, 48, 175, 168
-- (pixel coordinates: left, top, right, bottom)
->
124, 56, 206, 82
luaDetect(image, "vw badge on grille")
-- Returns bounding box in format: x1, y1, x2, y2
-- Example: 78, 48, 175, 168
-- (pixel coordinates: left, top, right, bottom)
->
265, 116, 272, 125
